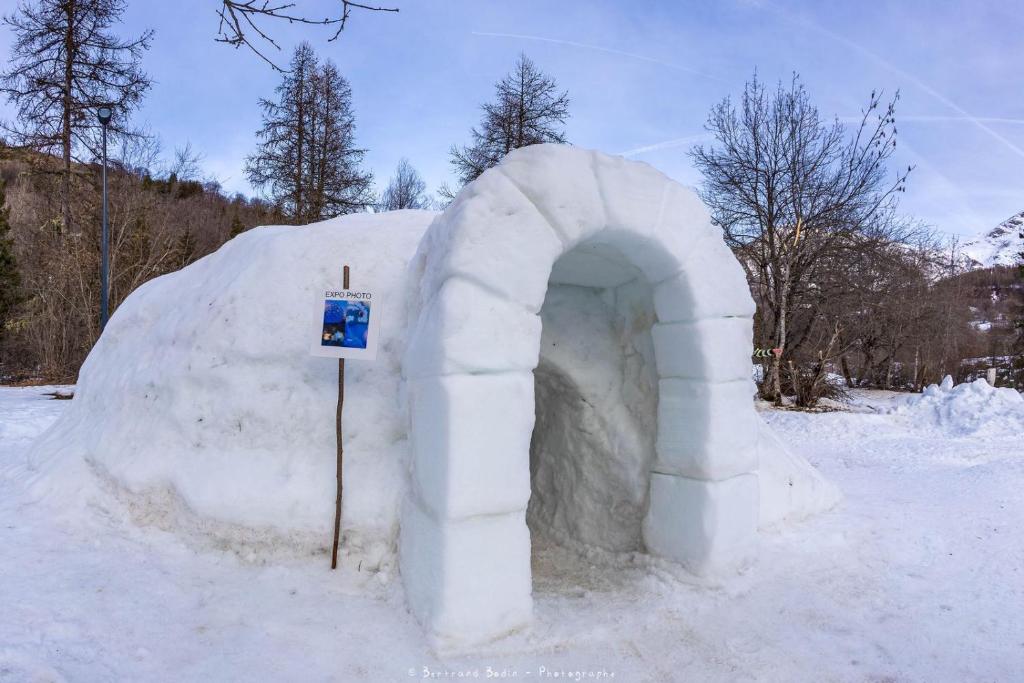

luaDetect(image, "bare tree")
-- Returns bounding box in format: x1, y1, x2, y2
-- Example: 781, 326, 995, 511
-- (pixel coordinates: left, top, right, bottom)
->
447, 54, 570, 197
216, 0, 398, 70
379, 158, 429, 211
0, 139, 274, 380
1, 0, 152, 232
691, 73, 911, 403
0, 179, 20, 350
169, 141, 205, 182
245, 43, 372, 222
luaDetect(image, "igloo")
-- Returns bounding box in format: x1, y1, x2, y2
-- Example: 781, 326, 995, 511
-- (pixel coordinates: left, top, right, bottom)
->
24, 144, 838, 646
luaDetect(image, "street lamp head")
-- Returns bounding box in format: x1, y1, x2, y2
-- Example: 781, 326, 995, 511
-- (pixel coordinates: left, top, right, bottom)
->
97, 106, 113, 126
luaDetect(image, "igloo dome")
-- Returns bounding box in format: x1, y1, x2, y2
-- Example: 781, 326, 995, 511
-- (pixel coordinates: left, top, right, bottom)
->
24, 144, 838, 646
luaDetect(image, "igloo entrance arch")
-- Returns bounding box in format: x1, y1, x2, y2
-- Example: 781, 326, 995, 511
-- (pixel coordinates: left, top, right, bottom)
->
401, 145, 761, 644
529, 240, 660, 559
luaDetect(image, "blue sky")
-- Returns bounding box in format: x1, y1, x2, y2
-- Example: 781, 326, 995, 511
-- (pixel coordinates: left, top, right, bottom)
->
1, 0, 1021, 238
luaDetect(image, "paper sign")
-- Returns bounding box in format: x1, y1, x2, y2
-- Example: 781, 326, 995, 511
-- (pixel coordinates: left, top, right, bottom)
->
310, 288, 380, 360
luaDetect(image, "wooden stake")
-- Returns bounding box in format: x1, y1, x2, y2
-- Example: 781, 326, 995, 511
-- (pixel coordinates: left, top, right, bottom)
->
331, 265, 350, 570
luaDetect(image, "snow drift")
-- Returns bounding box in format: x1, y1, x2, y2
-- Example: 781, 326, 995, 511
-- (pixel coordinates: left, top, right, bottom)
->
21, 144, 837, 646
893, 376, 1024, 437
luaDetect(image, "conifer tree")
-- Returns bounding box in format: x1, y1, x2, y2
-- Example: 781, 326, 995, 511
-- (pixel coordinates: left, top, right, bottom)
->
172, 229, 197, 269
229, 214, 246, 238
245, 43, 372, 223
447, 54, 569, 196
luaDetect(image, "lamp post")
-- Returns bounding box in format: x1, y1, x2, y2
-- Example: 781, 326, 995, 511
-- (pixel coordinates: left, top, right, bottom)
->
97, 105, 112, 330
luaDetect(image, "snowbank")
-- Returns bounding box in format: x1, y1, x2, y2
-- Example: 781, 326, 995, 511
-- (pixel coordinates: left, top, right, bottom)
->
23, 210, 437, 573
893, 376, 1024, 437
757, 419, 841, 526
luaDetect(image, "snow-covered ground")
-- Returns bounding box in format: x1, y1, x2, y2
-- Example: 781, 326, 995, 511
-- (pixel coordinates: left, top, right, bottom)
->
2, 385, 1022, 682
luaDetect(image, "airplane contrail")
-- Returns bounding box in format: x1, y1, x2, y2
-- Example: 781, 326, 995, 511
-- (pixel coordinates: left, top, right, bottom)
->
765, 5, 1024, 159
838, 115, 1024, 126
617, 133, 712, 157
471, 31, 727, 84
896, 135, 986, 233
896, 116, 1024, 126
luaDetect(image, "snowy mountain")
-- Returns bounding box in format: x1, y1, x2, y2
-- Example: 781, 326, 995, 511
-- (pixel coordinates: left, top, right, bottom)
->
963, 210, 1023, 268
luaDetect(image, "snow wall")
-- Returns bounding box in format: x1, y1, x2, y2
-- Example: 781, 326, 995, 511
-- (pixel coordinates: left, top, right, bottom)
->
22, 144, 838, 647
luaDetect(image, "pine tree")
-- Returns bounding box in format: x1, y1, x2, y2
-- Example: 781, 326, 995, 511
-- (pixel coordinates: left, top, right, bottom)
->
1, 0, 153, 232
245, 43, 316, 223
448, 54, 570, 193
306, 59, 373, 219
379, 158, 429, 211
229, 214, 246, 238
0, 179, 21, 343
245, 43, 372, 223
172, 229, 197, 269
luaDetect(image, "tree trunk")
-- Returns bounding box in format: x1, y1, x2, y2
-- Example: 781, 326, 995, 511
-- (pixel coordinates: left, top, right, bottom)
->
62, 0, 76, 233
786, 360, 800, 406
768, 269, 790, 406
295, 77, 304, 223
857, 349, 872, 386
840, 355, 854, 388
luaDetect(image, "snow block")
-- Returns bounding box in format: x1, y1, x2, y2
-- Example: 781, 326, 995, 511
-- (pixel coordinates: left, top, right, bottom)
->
651, 318, 753, 381
592, 180, 725, 283
404, 276, 542, 380
655, 378, 758, 480
409, 373, 535, 520
653, 237, 756, 322
591, 152, 673, 232
643, 472, 758, 575
415, 167, 564, 313
569, 181, 711, 285
496, 145, 608, 247
548, 240, 642, 288
589, 227, 693, 288
399, 500, 532, 645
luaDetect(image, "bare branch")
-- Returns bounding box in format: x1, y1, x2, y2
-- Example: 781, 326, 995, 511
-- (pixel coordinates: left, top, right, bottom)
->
217, 0, 398, 70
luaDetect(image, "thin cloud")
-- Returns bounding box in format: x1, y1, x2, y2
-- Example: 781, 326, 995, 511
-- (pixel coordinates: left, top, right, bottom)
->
471, 31, 727, 83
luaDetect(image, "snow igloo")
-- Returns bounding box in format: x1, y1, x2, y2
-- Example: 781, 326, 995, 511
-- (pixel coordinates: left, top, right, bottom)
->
24, 144, 838, 646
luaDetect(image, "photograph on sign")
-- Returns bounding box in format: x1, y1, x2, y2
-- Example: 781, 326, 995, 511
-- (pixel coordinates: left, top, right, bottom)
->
310, 289, 380, 360
321, 299, 370, 349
